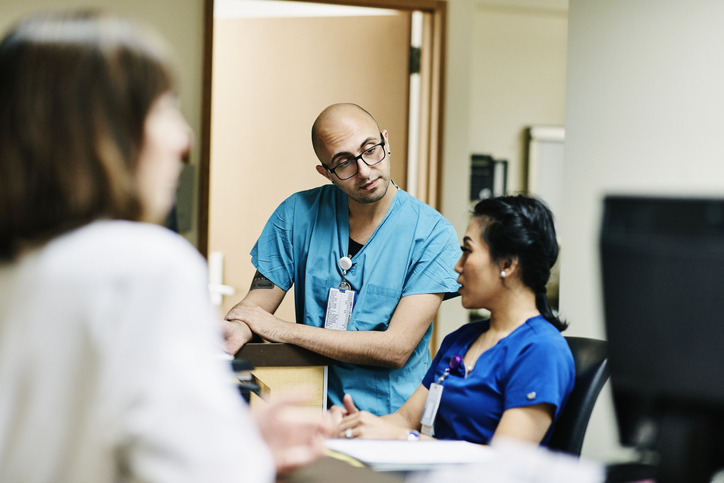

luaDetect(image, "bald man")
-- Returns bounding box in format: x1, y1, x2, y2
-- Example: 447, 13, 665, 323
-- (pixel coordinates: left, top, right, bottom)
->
223, 104, 460, 416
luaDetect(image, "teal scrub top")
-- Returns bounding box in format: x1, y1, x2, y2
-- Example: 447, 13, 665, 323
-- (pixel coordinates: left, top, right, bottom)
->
251, 185, 461, 415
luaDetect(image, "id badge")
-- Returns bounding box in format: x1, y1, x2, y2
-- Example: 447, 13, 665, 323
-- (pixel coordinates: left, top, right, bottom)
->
420, 382, 444, 436
324, 287, 357, 330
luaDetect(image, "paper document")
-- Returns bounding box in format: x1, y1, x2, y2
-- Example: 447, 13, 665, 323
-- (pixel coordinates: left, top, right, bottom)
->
324, 439, 497, 472
407, 438, 606, 483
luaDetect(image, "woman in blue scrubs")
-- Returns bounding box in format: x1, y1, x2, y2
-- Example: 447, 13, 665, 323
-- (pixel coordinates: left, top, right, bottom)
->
335, 195, 575, 446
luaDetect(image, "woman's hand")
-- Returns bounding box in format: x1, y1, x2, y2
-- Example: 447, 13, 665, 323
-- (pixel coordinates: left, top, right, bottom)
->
337, 394, 410, 440
327, 393, 357, 436
327, 404, 348, 430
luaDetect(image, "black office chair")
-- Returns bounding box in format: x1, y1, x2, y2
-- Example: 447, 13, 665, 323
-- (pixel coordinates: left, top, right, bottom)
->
547, 336, 610, 456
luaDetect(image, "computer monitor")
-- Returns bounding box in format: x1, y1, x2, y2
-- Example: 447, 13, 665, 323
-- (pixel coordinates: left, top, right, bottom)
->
600, 195, 724, 483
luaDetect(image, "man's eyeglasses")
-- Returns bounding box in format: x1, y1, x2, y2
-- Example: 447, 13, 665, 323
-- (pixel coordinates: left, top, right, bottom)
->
325, 135, 387, 181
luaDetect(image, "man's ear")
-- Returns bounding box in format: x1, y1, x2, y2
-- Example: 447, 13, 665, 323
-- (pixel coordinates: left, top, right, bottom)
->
316, 165, 332, 181
382, 129, 391, 154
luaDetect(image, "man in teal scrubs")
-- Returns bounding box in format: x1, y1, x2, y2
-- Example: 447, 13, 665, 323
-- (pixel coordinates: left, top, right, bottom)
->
223, 103, 460, 415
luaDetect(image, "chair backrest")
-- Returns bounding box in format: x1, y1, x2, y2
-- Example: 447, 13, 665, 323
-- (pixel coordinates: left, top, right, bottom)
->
547, 336, 610, 456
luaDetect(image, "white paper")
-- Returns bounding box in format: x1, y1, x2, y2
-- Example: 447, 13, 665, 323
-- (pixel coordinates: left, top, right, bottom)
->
324, 439, 496, 472
407, 438, 606, 483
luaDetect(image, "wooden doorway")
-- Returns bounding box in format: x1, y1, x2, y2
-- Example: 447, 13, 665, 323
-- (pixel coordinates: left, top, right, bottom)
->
199, 0, 447, 321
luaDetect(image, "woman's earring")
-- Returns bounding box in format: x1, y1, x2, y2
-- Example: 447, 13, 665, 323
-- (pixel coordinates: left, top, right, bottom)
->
500, 271, 506, 278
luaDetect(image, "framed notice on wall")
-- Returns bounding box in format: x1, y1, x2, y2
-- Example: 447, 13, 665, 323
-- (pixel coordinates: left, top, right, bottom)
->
525, 126, 564, 310
525, 126, 565, 232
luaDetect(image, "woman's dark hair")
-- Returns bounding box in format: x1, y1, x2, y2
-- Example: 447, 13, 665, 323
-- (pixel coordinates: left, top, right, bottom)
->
473, 195, 567, 331
0, 10, 176, 260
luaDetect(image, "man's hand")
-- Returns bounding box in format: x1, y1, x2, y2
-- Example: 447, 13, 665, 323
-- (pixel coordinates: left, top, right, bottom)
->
226, 305, 288, 342
253, 393, 336, 474
221, 319, 252, 355
222, 274, 288, 354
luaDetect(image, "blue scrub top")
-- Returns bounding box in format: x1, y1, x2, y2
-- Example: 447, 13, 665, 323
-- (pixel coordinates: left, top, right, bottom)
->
422, 315, 575, 445
251, 184, 461, 415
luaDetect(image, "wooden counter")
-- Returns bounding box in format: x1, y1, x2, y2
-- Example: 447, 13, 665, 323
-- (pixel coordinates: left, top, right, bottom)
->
235, 343, 333, 410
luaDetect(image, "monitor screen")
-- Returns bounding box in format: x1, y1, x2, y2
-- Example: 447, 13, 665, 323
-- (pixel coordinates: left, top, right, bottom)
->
600, 195, 724, 482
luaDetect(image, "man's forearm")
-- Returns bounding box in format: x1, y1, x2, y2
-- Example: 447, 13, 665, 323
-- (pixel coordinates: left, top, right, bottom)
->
226, 271, 287, 319
226, 303, 408, 366
256, 321, 415, 368
235, 293, 442, 368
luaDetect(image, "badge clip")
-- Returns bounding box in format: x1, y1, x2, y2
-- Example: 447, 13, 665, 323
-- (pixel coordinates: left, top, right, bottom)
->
338, 256, 352, 290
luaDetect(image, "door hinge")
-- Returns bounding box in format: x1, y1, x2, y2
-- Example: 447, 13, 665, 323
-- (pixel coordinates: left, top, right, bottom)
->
409, 46, 421, 75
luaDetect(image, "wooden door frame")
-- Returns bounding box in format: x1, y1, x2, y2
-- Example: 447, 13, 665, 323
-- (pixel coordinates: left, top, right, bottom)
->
198, 0, 447, 257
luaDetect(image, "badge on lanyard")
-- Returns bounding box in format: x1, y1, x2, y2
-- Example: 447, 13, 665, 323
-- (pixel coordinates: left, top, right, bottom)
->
324, 257, 357, 331
420, 369, 449, 436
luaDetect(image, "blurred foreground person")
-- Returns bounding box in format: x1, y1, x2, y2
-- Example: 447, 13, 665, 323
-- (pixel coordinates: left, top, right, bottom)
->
0, 11, 329, 482
335, 196, 574, 446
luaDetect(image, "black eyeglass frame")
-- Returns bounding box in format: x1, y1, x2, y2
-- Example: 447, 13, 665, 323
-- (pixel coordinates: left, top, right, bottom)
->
324, 133, 387, 181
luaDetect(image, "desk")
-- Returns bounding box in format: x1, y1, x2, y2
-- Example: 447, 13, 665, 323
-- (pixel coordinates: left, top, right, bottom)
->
282, 447, 605, 483
235, 343, 333, 410
279, 456, 404, 483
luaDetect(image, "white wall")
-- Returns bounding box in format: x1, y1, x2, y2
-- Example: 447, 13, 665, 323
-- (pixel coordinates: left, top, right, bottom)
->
439, 0, 640, 464
0, 0, 205, 246
438, 0, 568, 363
438, 0, 477, 348
469, 5, 567, 193
561, 0, 724, 463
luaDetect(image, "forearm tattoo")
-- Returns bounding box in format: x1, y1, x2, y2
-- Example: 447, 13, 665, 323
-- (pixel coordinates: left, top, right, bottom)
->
250, 270, 275, 290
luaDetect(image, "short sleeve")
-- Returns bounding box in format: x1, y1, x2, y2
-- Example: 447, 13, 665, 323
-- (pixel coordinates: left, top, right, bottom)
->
503, 339, 574, 414
250, 196, 296, 291
402, 216, 461, 299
